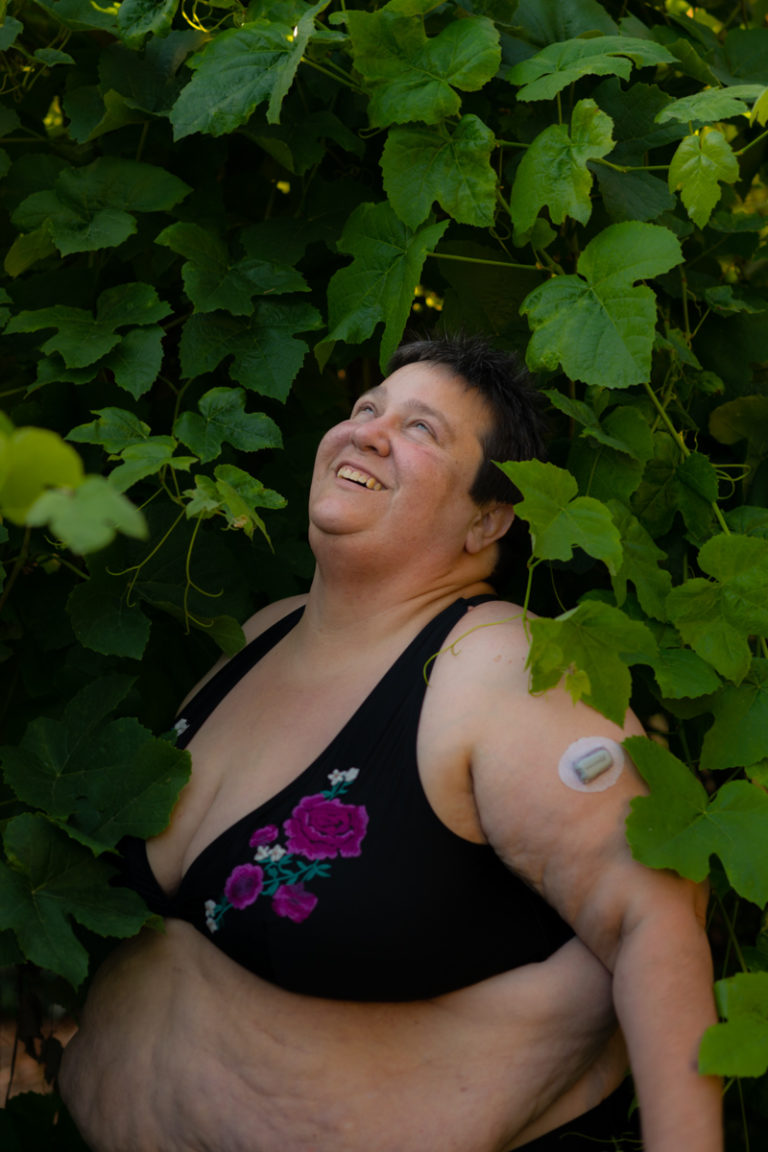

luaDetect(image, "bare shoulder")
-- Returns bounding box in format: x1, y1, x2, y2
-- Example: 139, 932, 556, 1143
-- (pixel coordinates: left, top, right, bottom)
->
178, 594, 309, 708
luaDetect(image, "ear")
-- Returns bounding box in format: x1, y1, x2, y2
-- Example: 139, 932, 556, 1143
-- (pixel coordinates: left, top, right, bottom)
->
464, 503, 515, 555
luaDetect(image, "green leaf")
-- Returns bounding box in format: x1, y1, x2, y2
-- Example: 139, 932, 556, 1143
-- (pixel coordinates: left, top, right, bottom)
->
496, 459, 623, 573
180, 300, 322, 399
96, 283, 171, 330
632, 439, 717, 540
522, 222, 683, 388
0, 16, 23, 50
30, 0, 118, 33
650, 647, 721, 700
68, 579, 151, 659
3, 224, 58, 278
323, 201, 449, 370
184, 465, 286, 541
26, 476, 147, 554
700, 973, 768, 1078
118, 0, 179, 47
347, 5, 500, 127
107, 438, 195, 494
668, 128, 740, 229
103, 326, 166, 400
656, 84, 766, 125
0, 814, 149, 985
607, 501, 672, 620
171, 2, 328, 138
626, 737, 768, 906
666, 535, 768, 682
68, 408, 151, 453
528, 601, 657, 726
594, 167, 676, 223
506, 35, 676, 102
174, 387, 282, 464
700, 661, 768, 774
381, 115, 497, 229
156, 221, 307, 314
6, 306, 121, 368
509, 99, 614, 233
0, 427, 83, 525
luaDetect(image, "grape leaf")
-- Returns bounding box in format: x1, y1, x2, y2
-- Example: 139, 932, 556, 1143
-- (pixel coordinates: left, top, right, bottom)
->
28, 0, 118, 33
323, 201, 449, 370
102, 326, 166, 400
184, 465, 286, 542
156, 221, 308, 315
497, 459, 623, 573
528, 601, 657, 725
506, 35, 675, 102
347, 4, 500, 127
26, 476, 147, 554
510, 99, 614, 233
522, 222, 683, 388
666, 534, 768, 683
69, 408, 151, 453
179, 300, 322, 399
607, 501, 672, 621
0, 427, 84, 525
656, 84, 765, 125
668, 128, 740, 229
68, 579, 151, 660
700, 972, 768, 1078
594, 167, 676, 223
626, 737, 768, 906
0, 17, 23, 50
118, 0, 179, 47
171, 1, 329, 138
106, 438, 196, 494
650, 646, 721, 700
381, 115, 496, 229
174, 387, 282, 464
632, 440, 717, 541
700, 661, 768, 774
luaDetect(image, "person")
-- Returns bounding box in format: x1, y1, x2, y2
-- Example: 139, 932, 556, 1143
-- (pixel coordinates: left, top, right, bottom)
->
59, 336, 721, 1151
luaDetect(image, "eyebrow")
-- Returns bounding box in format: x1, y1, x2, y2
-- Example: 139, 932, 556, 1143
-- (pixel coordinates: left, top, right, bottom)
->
355, 387, 454, 439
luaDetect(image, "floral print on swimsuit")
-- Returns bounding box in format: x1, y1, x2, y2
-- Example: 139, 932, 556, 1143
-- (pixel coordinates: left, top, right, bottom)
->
204, 768, 368, 930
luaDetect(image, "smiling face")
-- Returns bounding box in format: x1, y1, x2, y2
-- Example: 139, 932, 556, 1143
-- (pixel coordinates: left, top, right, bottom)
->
308, 363, 499, 574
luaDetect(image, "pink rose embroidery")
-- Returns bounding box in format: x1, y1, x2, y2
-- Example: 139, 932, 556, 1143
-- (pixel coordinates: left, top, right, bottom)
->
272, 883, 318, 923
224, 863, 264, 909
249, 824, 279, 848
284, 793, 368, 860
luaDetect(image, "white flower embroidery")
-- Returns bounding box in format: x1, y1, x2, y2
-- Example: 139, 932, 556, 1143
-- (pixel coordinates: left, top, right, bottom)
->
254, 845, 272, 862
328, 767, 359, 786
204, 899, 216, 913
270, 845, 286, 862
173, 718, 190, 736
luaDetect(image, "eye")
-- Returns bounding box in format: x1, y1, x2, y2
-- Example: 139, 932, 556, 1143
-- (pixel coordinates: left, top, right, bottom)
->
353, 401, 376, 418
410, 418, 435, 438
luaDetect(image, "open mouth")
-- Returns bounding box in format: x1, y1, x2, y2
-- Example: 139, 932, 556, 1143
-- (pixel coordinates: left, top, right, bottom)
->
336, 465, 383, 490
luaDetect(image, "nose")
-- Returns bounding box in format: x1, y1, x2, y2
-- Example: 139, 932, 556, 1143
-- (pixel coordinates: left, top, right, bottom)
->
350, 415, 391, 455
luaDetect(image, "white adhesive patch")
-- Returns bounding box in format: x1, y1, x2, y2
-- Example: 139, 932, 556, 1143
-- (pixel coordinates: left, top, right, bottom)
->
557, 736, 625, 794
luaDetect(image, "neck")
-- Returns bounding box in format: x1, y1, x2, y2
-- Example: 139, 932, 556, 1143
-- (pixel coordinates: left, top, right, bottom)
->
297, 541, 495, 653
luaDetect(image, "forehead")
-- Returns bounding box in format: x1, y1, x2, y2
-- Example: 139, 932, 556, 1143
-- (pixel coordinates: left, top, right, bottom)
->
366, 362, 492, 439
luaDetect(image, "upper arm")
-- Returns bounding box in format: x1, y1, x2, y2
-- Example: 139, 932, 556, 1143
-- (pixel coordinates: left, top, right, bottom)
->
448, 611, 696, 968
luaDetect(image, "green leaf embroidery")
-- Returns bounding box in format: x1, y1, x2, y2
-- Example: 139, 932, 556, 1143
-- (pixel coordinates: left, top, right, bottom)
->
522, 222, 683, 388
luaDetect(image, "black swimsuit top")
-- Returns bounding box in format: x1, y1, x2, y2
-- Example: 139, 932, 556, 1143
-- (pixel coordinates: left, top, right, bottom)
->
120, 596, 573, 1001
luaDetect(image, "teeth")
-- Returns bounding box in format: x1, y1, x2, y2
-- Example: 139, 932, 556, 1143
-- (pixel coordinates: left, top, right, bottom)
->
337, 465, 382, 490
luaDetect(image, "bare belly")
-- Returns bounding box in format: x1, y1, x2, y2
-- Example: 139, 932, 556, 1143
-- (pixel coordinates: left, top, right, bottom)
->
59, 921, 627, 1152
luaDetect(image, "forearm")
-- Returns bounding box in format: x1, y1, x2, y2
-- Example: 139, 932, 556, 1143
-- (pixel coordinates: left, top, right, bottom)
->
612, 907, 722, 1152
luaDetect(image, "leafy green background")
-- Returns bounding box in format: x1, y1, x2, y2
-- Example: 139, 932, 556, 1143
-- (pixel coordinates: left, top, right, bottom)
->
1, 0, 768, 1146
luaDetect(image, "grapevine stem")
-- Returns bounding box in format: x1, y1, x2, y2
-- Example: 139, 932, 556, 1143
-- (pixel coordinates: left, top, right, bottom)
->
0, 526, 30, 618
641, 379, 731, 534
427, 251, 541, 272
300, 57, 364, 94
